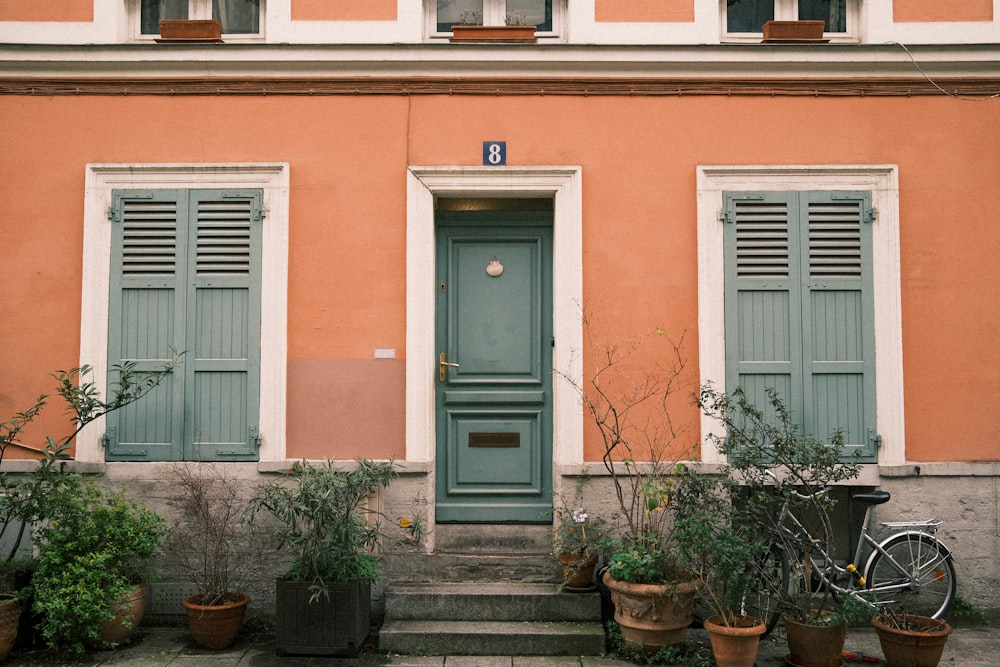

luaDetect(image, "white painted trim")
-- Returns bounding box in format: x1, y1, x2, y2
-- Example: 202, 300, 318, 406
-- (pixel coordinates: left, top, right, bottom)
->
80, 163, 289, 463
696, 165, 904, 467
405, 166, 584, 468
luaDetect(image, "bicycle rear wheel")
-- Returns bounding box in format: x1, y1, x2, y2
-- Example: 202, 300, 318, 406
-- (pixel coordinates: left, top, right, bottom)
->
864, 532, 956, 619
741, 544, 790, 637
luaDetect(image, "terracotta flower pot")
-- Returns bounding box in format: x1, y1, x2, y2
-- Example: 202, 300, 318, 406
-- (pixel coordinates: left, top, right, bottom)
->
704, 614, 766, 667
449, 25, 537, 43
157, 19, 223, 42
783, 613, 847, 667
0, 595, 20, 662
557, 551, 598, 590
603, 570, 699, 652
183, 592, 250, 651
761, 20, 828, 43
872, 614, 952, 667
89, 583, 148, 649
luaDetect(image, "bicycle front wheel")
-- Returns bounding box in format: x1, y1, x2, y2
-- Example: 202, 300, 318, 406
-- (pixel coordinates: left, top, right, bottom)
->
865, 532, 956, 619
741, 544, 790, 636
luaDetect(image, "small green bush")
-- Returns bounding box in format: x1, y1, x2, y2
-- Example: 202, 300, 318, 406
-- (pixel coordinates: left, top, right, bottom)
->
32, 481, 165, 653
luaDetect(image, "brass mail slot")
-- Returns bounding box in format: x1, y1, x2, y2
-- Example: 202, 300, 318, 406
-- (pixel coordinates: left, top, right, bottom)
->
469, 432, 520, 448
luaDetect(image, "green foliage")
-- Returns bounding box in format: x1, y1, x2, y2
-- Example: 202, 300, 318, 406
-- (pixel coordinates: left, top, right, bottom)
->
31, 481, 166, 653
551, 472, 605, 557
249, 458, 398, 600
951, 596, 989, 626
671, 468, 765, 627
0, 359, 178, 565
605, 621, 714, 666
698, 385, 863, 625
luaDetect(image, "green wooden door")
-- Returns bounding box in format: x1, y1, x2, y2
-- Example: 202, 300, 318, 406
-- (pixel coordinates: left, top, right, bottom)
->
435, 210, 553, 522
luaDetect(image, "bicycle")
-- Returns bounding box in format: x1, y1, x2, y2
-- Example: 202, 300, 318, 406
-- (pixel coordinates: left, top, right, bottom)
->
742, 473, 957, 634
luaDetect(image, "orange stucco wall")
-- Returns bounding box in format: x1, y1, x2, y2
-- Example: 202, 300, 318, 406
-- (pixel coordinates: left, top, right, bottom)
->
893, 0, 993, 22
594, 0, 694, 22
0, 0, 92, 22
291, 0, 397, 21
1, 92, 998, 463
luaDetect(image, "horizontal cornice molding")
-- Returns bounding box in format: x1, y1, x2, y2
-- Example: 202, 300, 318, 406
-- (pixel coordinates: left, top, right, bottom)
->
2, 42, 1000, 82
3, 76, 999, 97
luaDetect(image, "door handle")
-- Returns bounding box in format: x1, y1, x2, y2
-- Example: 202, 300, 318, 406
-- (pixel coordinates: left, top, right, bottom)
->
439, 352, 460, 382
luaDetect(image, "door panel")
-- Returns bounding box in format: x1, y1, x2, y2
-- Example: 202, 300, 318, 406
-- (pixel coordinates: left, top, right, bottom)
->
435, 210, 553, 522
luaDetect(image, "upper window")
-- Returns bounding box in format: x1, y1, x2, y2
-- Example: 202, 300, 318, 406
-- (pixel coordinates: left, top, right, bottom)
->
725, 0, 853, 36
141, 0, 260, 35
435, 0, 553, 32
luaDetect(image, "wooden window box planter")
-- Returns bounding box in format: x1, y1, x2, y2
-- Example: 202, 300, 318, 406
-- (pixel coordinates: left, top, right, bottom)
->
450, 25, 537, 43
761, 20, 828, 43
157, 19, 224, 43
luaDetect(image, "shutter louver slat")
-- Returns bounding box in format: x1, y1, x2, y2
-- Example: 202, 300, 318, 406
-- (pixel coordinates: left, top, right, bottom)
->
121, 201, 177, 276
735, 201, 790, 278
808, 201, 862, 278
196, 199, 252, 276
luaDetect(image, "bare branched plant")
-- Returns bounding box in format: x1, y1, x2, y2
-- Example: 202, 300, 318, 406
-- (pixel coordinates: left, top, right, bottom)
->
558, 319, 697, 584
164, 463, 276, 606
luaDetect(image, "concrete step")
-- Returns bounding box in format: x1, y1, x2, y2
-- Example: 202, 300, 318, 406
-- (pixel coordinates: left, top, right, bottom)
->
434, 524, 553, 554
378, 619, 606, 656
381, 551, 562, 583
385, 582, 601, 622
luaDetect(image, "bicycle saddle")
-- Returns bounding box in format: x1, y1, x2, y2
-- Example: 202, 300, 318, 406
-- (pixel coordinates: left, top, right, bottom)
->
852, 490, 890, 505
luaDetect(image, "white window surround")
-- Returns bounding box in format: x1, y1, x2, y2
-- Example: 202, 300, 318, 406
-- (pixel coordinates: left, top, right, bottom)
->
129, 0, 265, 42
423, 0, 566, 41
406, 166, 583, 466
80, 163, 289, 465
696, 165, 903, 478
721, 0, 863, 43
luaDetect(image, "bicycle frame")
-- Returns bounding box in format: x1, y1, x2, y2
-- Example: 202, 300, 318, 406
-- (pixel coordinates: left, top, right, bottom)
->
771, 491, 951, 607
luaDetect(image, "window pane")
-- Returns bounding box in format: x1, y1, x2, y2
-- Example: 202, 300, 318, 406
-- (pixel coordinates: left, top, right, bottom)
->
438, 0, 483, 31
507, 0, 552, 31
141, 0, 188, 35
726, 0, 774, 33
214, 0, 260, 34
799, 0, 846, 32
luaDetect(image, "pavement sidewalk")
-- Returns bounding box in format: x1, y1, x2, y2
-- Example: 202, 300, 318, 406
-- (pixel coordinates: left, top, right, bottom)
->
4, 623, 997, 666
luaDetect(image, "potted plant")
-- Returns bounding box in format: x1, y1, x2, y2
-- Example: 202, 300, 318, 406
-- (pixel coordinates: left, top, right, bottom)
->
699, 385, 863, 667
560, 325, 701, 652
249, 458, 397, 657
871, 609, 953, 667
0, 360, 176, 654
164, 463, 276, 651
31, 481, 166, 653
552, 476, 604, 591
671, 469, 767, 667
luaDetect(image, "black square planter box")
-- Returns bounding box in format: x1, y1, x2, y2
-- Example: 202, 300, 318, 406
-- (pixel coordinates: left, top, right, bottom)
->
274, 578, 371, 656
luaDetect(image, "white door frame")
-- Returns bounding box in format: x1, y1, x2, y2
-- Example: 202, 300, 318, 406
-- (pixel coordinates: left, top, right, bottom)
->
405, 166, 584, 478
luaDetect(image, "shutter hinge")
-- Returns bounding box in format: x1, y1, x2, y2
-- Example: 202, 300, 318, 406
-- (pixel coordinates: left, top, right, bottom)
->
253, 207, 265, 222
867, 428, 883, 449
250, 425, 262, 451
101, 427, 116, 449
864, 207, 877, 224
107, 206, 120, 223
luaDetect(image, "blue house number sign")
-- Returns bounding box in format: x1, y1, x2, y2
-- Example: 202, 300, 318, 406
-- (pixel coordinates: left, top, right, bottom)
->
483, 141, 507, 166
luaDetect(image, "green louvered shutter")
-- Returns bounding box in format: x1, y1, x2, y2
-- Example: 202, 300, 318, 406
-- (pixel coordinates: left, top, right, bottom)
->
186, 189, 262, 461
106, 189, 262, 462
724, 191, 877, 462
106, 190, 187, 460
800, 191, 877, 461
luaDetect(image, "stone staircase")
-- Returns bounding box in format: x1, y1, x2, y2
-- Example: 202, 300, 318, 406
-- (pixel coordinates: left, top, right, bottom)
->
378, 525, 606, 656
